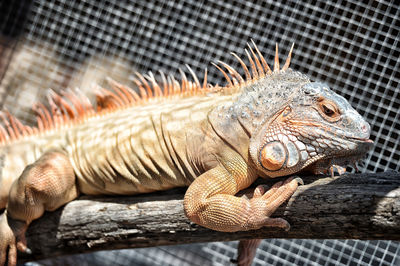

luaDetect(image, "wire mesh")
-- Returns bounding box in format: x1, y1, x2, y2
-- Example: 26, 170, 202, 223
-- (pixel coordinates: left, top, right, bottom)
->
0, 0, 399, 265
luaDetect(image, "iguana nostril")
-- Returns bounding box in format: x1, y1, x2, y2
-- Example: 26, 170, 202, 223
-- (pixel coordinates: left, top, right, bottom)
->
361, 122, 370, 134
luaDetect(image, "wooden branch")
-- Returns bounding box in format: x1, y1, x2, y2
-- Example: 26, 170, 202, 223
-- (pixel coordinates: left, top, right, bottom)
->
21, 171, 400, 261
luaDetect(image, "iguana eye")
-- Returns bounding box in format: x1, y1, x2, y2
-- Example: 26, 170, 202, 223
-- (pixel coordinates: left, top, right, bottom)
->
322, 103, 335, 117
318, 99, 340, 121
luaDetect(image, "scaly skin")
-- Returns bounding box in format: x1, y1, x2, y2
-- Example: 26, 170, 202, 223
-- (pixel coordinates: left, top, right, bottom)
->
0, 44, 373, 265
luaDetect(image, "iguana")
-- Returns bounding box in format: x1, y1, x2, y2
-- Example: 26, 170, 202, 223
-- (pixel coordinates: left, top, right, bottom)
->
0, 42, 373, 266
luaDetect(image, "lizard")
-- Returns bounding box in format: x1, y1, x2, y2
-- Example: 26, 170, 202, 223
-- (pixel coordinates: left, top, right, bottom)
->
0, 42, 373, 266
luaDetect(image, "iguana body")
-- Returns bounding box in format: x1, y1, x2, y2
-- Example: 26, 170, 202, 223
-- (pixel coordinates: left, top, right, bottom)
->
0, 43, 373, 266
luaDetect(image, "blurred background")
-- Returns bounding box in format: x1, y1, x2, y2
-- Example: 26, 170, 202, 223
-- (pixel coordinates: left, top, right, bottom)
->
0, 0, 398, 265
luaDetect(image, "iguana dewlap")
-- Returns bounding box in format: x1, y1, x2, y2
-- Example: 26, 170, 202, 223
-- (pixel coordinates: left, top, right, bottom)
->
0, 43, 373, 266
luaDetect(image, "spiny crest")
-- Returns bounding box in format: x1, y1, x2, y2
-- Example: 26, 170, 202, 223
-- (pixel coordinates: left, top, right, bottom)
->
0, 42, 294, 144
213, 40, 294, 92
0, 70, 210, 144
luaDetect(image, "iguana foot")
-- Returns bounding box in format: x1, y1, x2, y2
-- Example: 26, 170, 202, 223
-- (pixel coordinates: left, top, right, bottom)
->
0, 212, 29, 266
246, 176, 302, 231
232, 177, 301, 266
0, 150, 79, 266
232, 239, 262, 266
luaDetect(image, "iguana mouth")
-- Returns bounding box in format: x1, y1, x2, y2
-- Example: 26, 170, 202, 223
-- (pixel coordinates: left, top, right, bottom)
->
308, 135, 373, 176
349, 137, 374, 154
308, 154, 366, 177
348, 137, 374, 143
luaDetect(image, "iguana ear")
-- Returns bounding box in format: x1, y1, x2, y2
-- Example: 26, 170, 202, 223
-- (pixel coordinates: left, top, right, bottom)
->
249, 105, 291, 174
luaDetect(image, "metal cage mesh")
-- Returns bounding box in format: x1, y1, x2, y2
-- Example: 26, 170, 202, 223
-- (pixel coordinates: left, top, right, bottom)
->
0, 0, 399, 265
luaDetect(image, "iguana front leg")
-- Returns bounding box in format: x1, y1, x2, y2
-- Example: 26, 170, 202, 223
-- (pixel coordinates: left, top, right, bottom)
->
233, 182, 299, 266
0, 150, 78, 266
183, 152, 300, 232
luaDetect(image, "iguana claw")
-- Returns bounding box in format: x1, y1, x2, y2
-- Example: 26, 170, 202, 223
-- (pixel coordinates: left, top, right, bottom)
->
294, 177, 304, 185
0, 212, 29, 266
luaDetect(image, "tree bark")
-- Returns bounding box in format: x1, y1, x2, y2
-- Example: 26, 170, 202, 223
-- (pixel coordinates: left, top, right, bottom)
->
20, 171, 400, 261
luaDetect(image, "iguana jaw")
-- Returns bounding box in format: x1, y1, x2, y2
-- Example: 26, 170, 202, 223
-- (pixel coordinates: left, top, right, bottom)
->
324, 137, 373, 174
307, 140, 373, 176
253, 131, 373, 178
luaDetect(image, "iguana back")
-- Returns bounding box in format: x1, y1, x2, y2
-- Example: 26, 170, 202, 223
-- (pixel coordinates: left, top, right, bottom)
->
67, 94, 235, 195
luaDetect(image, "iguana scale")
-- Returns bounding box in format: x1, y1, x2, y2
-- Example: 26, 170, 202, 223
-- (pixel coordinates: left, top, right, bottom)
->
0, 42, 373, 266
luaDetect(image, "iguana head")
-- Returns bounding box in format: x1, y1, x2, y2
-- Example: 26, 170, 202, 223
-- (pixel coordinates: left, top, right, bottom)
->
248, 76, 373, 177
209, 42, 373, 177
